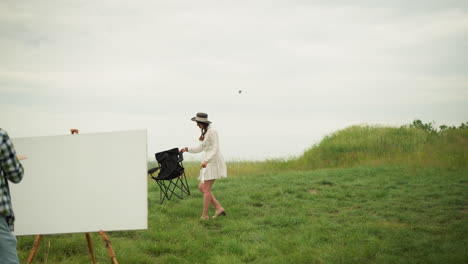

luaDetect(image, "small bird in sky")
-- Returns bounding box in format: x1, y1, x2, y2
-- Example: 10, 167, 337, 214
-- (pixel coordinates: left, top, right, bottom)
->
238, 90, 243, 94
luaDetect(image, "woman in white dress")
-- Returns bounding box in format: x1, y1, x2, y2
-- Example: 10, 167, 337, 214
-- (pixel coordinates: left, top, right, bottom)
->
180, 113, 227, 220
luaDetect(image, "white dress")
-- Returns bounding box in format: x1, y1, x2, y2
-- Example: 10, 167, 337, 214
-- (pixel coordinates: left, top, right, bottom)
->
188, 126, 227, 182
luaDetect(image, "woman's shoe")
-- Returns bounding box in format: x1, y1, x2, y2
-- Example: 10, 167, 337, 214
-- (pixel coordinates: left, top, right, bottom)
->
200, 215, 209, 220
212, 209, 226, 218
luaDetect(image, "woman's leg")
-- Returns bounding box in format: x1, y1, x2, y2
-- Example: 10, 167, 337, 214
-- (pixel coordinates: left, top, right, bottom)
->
198, 180, 223, 217
210, 192, 223, 212
198, 181, 211, 218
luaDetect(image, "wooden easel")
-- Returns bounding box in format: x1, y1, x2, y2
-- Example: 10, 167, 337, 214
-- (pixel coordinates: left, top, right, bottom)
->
26, 129, 118, 264
27, 231, 117, 264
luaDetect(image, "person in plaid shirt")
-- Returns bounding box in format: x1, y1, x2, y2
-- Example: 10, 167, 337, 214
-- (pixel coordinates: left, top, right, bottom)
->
0, 128, 25, 264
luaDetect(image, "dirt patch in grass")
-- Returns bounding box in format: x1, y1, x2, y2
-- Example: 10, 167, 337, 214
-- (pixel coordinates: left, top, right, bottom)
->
307, 188, 320, 194
460, 208, 468, 216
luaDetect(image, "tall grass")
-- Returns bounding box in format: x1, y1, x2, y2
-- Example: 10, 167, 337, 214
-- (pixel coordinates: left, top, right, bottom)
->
149, 160, 291, 180
289, 125, 468, 170
149, 124, 467, 178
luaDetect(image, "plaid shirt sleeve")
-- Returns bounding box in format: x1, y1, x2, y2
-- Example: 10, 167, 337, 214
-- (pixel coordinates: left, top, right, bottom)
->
0, 129, 24, 183
0, 128, 24, 230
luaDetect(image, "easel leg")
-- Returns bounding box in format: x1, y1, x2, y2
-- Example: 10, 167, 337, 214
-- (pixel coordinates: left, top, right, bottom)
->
99, 230, 118, 264
26, 232, 114, 264
85, 233, 97, 264
27, 234, 43, 264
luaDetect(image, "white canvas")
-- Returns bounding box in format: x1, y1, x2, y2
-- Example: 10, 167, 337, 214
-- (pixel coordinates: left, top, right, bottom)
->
9, 130, 148, 236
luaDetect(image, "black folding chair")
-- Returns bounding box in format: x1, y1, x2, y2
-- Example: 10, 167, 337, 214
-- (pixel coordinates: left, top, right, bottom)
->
148, 148, 190, 204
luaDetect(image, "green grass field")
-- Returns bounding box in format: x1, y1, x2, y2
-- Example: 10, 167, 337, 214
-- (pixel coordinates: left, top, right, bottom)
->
16, 123, 468, 263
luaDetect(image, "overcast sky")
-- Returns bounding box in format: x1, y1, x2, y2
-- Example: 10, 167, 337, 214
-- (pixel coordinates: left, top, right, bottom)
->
1, 0, 467, 160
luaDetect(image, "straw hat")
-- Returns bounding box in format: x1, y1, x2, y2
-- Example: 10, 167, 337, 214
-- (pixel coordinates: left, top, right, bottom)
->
191, 112, 212, 124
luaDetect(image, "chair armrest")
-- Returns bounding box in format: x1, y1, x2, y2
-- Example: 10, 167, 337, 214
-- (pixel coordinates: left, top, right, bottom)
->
148, 167, 160, 174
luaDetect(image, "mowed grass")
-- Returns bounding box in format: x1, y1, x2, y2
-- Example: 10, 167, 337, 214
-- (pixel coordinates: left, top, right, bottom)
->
17, 166, 468, 263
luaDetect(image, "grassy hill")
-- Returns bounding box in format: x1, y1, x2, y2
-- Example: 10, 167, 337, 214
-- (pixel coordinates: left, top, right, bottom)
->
181, 121, 468, 177
289, 123, 468, 170
16, 121, 468, 263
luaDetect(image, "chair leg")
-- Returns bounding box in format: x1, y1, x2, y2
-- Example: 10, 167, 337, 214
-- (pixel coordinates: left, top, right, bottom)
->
151, 172, 191, 204
171, 175, 190, 199
156, 180, 173, 204
167, 179, 183, 199
156, 181, 166, 204
158, 179, 182, 201
181, 172, 191, 195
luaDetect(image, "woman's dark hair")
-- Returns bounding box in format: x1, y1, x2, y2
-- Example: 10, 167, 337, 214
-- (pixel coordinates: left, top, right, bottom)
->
197, 122, 209, 141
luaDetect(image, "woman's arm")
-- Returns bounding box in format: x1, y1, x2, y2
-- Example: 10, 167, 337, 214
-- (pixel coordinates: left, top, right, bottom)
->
187, 139, 208, 154
203, 130, 219, 163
